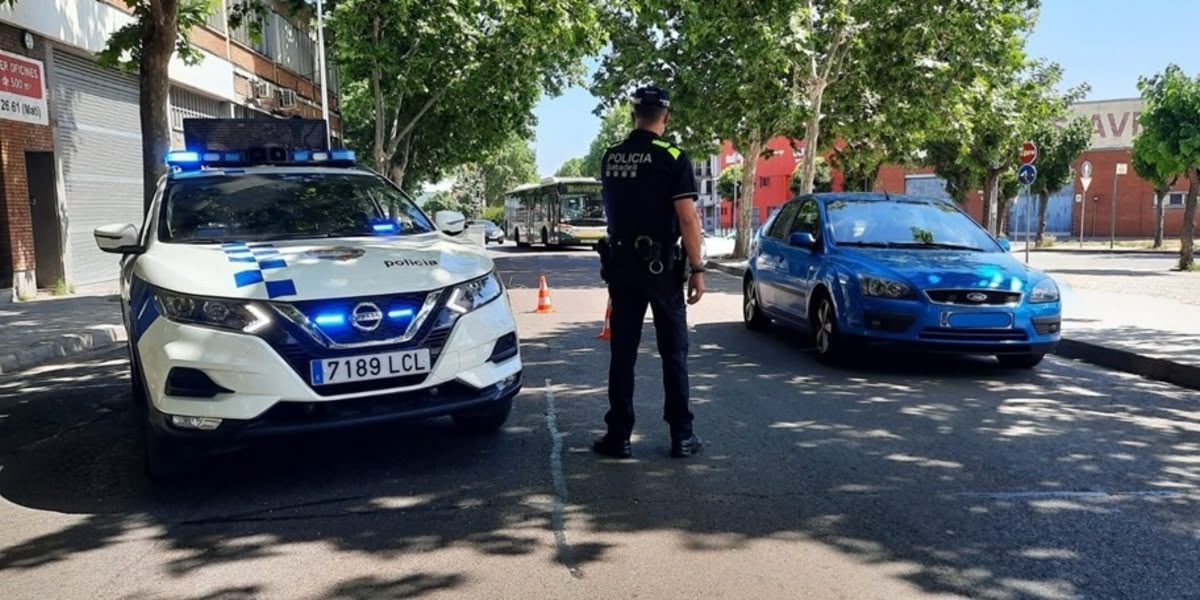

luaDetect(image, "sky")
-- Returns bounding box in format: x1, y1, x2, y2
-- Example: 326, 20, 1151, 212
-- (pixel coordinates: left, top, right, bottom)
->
530, 0, 1200, 178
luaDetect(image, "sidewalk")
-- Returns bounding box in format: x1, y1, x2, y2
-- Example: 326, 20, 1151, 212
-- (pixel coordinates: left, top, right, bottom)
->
0, 292, 127, 374
706, 258, 1200, 390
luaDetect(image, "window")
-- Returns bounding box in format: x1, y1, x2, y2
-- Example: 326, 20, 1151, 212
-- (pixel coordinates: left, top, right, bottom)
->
1168, 192, 1186, 207
766, 202, 800, 239
789, 200, 821, 237
760, 176, 770, 188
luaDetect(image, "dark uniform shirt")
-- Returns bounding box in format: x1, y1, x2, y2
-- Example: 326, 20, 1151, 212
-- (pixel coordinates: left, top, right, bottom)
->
601, 129, 698, 243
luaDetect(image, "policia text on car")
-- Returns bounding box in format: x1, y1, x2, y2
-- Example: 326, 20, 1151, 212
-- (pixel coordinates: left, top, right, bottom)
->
594, 86, 705, 459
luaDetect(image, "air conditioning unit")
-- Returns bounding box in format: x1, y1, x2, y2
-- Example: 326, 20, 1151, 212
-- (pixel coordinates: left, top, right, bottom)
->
252, 80, 274, 99
278, 88, 298, 109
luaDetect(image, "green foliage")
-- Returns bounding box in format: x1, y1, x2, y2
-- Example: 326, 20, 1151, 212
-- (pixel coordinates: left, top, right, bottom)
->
482, 205, 506, 225
791, 157, 832, 195
581, 107, 630, 179
421, 191, 469, 216
556, 157, 586, 178
97, 1, 218, 72
1138, 64, 1200, 270
333, 0, 603, 190
1031, 117, 1093, 197
717, 166, 744, 201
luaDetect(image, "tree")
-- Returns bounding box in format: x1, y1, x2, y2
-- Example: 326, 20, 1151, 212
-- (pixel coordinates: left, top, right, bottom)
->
444, 134, 537, 217
790, 157, 832, 195
1138, 65, 1200, 270
717, 165, 744, 202
333, 0, 602, 190
1132, 133, 1182, 250
421, 190, 468, 216
556, 157, 586, 178
594, 0, 1039, 257
581, 107, 630, 179
1029, 117, 1092, 246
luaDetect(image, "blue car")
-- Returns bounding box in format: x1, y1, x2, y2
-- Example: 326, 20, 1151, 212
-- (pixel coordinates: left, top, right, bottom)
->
743, 193, 1061, 368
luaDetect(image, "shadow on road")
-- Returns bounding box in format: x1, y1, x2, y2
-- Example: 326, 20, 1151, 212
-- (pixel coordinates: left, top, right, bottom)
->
0, 251, 1197, 599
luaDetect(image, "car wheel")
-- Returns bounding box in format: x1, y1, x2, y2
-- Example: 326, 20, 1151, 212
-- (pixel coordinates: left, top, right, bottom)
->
811, 292, 847, 365
515, 229, 530, 248
452, 396, 514, 433
997, 353, 1045, 369
128, 341, 147, 408
541, 228, 550, 246
743, 278, 770, 331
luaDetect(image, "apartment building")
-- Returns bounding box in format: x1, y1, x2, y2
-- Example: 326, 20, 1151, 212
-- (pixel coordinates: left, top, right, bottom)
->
0, 0, 341, 299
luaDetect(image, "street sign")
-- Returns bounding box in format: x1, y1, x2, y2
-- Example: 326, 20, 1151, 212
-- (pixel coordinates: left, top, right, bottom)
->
1075, 193, 1083, 203
1116, 162, 1128, 175
1019, 140, 1038, 164
1018, 164, 1037, 186
1080, 159, 1093, 192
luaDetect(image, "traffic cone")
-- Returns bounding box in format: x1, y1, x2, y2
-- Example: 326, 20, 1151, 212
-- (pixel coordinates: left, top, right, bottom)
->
596, 299, 613, 340
535, 275, 555, 313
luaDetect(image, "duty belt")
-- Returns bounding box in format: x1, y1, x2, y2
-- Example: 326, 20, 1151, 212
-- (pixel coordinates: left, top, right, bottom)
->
612, 235, 670, 274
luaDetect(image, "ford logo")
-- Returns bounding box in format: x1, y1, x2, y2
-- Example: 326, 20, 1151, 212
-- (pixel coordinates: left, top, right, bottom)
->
966, 292, 989, 303
350, 302, 384, 332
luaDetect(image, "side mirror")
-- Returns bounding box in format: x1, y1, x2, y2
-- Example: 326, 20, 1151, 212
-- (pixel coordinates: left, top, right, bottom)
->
435, 210, 467, 235
788, 232, 817, 248
997, 238, 1011, 252
94, 223, 142, 254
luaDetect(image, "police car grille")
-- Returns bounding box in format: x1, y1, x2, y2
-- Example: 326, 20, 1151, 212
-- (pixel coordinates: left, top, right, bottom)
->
290, 292, 430, 345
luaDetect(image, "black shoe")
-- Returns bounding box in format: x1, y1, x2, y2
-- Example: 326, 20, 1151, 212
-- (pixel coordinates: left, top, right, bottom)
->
592, 435, 632, 459
671, 434, 704, 458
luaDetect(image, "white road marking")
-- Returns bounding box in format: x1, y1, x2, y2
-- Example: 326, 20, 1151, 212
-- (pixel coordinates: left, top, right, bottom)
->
544, 378, 583, 579
948, 490, 1193, 500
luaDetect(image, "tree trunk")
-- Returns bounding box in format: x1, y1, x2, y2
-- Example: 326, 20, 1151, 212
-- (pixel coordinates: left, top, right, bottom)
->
371, 17, 386, 173
1153, 187, 1167, 249
798, 85, 826, 195
733, 139, 763, 259
139, 0, 180, 215
1181, 168, 1198, 271
982, 170, 1000, 233
1035, 190, 1050, 246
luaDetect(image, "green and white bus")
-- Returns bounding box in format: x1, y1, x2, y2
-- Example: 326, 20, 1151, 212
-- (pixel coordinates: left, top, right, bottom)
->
503, 177, 606, 248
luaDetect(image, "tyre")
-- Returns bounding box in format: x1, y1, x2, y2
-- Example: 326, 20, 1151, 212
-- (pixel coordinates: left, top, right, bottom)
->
810, 292, 847, 365
128, 341, 147, 408
743, 278, 770, 331
515, 229, 530, 248
541, 228, 550, 246
452, 396, 514, 434
997, 353, 1045, 369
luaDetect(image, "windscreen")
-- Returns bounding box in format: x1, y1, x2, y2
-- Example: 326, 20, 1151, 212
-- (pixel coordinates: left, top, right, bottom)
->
558, 185, 605, 226
826, 198, 1001, 252
159, 172, 435, 243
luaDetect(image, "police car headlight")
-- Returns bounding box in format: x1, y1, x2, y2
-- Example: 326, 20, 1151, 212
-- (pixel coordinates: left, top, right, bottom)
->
1029, 278, 1060, 304
435, 272, 504, 329
154, 290, 272, 333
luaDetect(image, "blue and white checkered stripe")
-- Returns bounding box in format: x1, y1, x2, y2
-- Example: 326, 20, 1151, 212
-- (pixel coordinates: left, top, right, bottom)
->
222, 242, 297, 298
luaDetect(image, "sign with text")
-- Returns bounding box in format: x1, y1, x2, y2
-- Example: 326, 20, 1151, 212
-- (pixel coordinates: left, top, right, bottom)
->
1019, 140, 1038, 164
1068, 98, 1146, 150
0, 49, 47, 126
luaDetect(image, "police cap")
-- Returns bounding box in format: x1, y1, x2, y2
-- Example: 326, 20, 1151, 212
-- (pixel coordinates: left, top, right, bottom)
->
632, 86, 671, 109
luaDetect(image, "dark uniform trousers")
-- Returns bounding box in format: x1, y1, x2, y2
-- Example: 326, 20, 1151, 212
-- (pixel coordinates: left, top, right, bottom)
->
605, 252, 694, 440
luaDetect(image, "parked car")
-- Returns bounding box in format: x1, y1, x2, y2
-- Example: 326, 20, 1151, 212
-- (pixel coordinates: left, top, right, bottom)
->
743, 192, 1061, 368
701, 231, 737, 261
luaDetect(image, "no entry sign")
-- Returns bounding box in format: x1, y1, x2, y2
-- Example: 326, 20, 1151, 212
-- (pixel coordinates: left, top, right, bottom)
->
1019, 140, 1038, 165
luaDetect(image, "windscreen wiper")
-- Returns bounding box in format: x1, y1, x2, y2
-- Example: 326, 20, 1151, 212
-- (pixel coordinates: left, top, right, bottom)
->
895, 242, 986, 252
836, 241, 896, 248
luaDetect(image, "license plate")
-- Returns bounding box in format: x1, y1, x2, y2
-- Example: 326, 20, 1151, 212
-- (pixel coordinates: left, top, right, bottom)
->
310, 349, 432, 385
945, 312, 1013, 328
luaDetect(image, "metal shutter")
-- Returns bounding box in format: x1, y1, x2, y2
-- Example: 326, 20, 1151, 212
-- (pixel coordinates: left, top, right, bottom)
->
51, 49, 143, 287
169, 86, 227, 149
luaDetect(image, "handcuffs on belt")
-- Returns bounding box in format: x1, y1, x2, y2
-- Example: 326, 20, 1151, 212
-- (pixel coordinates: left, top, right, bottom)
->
633, 235, 666, 274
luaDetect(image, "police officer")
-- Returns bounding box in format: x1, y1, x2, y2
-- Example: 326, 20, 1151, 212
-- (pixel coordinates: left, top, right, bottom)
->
593, 85, 706, 459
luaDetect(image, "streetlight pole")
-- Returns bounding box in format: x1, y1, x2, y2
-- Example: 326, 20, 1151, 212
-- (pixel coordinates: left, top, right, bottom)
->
316, 0, 331, 149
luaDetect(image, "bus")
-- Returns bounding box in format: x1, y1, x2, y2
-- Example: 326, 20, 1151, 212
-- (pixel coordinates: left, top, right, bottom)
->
503, 177, 606, 248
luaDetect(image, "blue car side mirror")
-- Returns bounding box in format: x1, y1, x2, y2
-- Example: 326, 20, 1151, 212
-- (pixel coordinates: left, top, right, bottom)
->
997, 238, 1011, 252
789, 232, 817, 248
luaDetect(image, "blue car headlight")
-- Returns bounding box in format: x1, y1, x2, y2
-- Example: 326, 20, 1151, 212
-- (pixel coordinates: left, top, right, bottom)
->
1029, 278, 1060, 303
858, 275, 917, 300
435, 272, 504, 328
154, 289, 272, 333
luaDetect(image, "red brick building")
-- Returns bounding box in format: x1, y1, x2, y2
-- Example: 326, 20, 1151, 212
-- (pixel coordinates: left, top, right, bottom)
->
716, 138, 844, 229
717, 98, 1198, 239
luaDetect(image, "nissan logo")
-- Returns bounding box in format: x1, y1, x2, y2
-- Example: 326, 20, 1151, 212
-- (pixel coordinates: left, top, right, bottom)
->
350, 302, 384, 332
966, 292, 988, 303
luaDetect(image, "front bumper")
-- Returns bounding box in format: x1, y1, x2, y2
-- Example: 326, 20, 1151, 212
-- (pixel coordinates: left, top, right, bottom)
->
136, 292, 522, 435
842, 297, 1061, 356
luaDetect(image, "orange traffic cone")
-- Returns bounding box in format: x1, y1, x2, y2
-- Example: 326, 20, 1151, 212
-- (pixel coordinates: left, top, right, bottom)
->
535, 275, 555, 313
596, 299, 613, 340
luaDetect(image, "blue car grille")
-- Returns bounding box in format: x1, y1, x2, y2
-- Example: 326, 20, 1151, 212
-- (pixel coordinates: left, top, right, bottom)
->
925, 289, 1021, 306
919, 328, 1028, 342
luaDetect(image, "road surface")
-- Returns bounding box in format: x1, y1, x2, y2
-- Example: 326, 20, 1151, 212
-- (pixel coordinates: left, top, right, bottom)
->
1, 248, 1197, 599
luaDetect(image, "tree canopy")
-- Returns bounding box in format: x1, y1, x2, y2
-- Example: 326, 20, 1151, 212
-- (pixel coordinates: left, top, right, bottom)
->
1137, 64, 1200, 270
556, 157, 586, 178
581, 107, 630, 179
1028, 116, 1092, 244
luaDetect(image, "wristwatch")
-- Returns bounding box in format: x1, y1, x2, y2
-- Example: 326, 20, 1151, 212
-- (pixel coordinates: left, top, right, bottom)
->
689, 264, 706, 274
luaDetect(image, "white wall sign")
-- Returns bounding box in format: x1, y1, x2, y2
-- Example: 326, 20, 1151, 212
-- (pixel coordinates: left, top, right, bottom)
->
1069, 98, 1147, 150
0, 49, 48, 125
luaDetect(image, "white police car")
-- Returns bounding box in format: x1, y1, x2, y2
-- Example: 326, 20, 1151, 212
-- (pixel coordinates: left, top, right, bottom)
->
93, 119, 522, 479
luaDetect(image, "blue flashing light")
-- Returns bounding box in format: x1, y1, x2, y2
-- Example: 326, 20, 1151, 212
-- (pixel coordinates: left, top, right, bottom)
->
331, 149, 356, 162
314, 313, 346, 327
293, 150, 312, 162
312, 152, 330, 162
166, 151, 200, 165
372, 222, 399, 233
388, 308, 414, 320
224, 152, 243, 162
